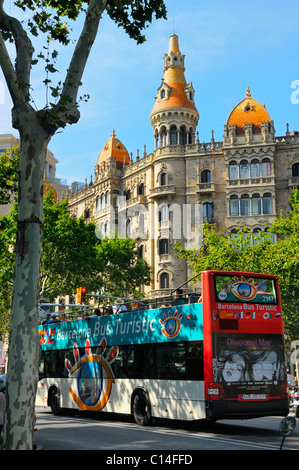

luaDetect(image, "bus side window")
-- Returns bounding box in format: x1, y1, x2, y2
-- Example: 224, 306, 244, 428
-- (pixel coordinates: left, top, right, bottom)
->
44, 351, 55, 378
186, 342, 204, 380
111, 346, 127, 378
39, 354, 45, 379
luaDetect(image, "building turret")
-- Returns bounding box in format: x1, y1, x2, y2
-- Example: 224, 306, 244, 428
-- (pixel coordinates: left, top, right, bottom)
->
150, 34, 199, 149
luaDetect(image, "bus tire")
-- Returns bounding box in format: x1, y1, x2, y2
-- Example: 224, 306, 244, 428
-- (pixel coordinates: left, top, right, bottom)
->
50, 388, 61, 416
133, 390, 151, 426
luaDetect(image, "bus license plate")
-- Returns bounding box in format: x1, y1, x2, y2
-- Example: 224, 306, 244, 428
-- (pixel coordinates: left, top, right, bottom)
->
241, 394, 267, 400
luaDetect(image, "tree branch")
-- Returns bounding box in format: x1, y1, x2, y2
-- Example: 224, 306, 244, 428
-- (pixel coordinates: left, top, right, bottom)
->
0, 33, 21, 105
56, 0, 107, 123
0, 0, 34, 103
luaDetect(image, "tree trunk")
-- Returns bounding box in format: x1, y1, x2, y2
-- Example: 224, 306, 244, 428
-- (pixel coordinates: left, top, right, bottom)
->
2, 114, 50, 450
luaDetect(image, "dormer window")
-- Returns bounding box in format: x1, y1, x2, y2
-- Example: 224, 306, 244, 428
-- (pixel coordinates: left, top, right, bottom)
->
184, 82, 195, 103
157, 81, 171, 102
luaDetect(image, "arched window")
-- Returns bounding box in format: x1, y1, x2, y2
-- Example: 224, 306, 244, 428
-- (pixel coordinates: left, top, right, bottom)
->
229, 195, 239, 216
112, 190, 119, 207
159, 204, 169, 222
252, 193, 261, 215
203, 202, 213, 223
201, 169, 211, 183
231, 229, 239, 239
161, 127, 167, 147
138, 245, 144, 259
96, 196, 101, 212
252, 228, 261, 245
139, 213, 145, 233
264, 227, 274, 243
126, 219, 131, 237
160, 272, 169, 289
124, 189, 131, 201
179, 126, 187, 145
292, 162, 299, 177
159, 238, 169, 255
104, 191, 109, 207
262, 193, 272, 214
261, 158, 271, 177
161, 89, 165, 99
240, 160, 249, 178
251, 159, 260, 177
170, 126, 177, 145
240, 194, 249, 215
160, 172, 168, 186
229, 161, 238, 179
155, 132, 159, 148
137, 183, 144, 195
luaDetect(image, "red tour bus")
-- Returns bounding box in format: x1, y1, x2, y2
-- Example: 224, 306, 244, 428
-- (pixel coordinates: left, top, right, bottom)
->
202, 270, 289, 420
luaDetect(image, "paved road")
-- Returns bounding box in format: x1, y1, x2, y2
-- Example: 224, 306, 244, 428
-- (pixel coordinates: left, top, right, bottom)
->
34, 406, 299, 453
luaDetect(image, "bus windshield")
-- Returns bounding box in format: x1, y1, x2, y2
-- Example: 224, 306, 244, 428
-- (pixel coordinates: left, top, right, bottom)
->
215, 274, 277, 305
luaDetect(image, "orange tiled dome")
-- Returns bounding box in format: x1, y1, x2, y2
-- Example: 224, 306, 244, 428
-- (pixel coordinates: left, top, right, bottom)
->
227, 87, 271, 134
150, 35, 198, 116
97, 129, 130, 170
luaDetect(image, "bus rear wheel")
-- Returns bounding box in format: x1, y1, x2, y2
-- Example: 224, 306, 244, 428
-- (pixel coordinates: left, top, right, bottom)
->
133, 390, 151, 426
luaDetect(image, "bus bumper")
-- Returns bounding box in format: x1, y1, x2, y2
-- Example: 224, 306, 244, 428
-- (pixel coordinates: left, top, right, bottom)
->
206, 398, 289, 420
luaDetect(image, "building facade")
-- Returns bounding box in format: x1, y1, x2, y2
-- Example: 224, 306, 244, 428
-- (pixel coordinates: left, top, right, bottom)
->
68, 34, 299, 297
0, 133, 69, 216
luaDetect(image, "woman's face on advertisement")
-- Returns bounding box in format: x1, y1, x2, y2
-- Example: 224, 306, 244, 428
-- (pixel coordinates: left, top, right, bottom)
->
222, 355, 245, 382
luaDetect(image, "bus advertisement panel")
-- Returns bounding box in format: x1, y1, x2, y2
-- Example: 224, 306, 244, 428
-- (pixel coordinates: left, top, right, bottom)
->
39, 303, 203, 352
202, 271, 289, 420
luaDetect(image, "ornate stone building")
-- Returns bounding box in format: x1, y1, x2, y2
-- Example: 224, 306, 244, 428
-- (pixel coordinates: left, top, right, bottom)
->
68, 34, 299, 297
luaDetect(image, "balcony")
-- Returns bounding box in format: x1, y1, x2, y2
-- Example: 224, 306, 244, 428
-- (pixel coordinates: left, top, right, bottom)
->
226, 176, 275, 188
288, 176, 299, 188
196, 182, 215, 195
118, 195, 147, 212
149, 185, 176, 200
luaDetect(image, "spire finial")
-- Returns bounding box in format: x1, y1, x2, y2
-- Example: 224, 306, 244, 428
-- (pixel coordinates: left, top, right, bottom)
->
168, 34, 179, 54
246, 86, 251, 98
111, 129, 116, 138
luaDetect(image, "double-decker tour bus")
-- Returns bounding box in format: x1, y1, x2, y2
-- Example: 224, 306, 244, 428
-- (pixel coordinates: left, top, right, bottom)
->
36, 271, 289, 424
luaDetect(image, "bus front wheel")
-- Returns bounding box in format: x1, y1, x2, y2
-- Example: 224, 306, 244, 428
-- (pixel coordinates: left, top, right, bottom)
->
133, 390, 151, 426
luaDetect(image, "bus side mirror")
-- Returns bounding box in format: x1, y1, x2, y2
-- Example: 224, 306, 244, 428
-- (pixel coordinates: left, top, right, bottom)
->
279, 416, 296, 450
279, 416, 296, 436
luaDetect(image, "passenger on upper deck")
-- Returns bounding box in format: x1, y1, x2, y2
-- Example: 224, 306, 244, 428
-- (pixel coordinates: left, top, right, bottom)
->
174, 288, 185, 306
49, 313, 60, 323
112, 299, 128, 314
42, 313, 51, 325
104, 305, 113, 316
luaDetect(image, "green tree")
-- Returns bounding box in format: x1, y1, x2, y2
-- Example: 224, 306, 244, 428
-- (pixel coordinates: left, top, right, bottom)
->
0, 147, 19, 205
96, 235, 151, 298
1, 190, 151, 327
41, 190, 101, 298
175, 190, 299, 340
0, 205, 17, 340
41, 191, 151, 299
0, 0, 167, 449
266, 189, 299, 339
0, 147, 19, 339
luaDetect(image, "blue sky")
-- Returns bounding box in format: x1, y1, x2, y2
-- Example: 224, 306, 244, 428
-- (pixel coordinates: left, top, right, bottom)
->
1, 0, 299, 185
